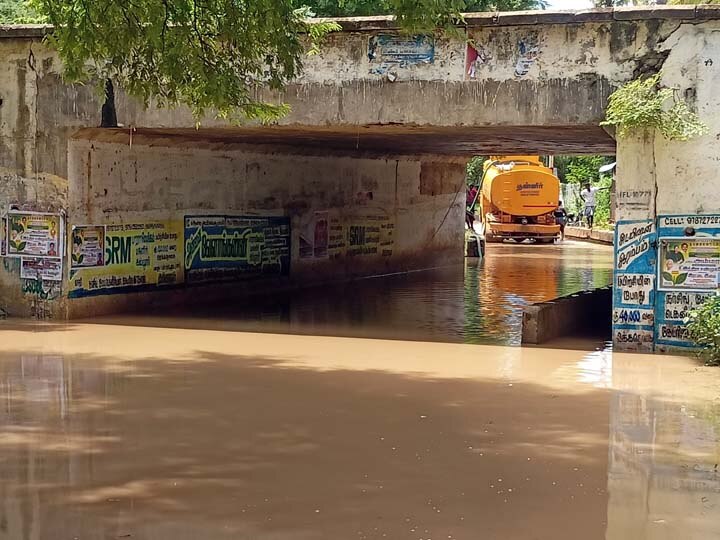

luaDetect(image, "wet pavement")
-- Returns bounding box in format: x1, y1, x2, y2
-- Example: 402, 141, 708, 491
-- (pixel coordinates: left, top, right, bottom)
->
0, 241, 718, 540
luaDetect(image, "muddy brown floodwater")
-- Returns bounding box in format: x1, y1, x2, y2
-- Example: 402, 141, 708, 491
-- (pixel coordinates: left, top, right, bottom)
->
1, 241, 719, 540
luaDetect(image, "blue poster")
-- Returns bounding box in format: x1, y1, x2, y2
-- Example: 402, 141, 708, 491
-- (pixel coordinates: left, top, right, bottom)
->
368, 35, 434, 75
184, 215, 290, 284
655, 215, 720, 348
613, 220, 657, 351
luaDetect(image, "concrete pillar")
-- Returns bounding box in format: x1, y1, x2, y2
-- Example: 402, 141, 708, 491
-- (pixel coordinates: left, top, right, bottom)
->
613, 21, 720, 352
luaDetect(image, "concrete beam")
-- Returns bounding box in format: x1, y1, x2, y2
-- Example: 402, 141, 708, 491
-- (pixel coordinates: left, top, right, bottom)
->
78, 125, 616, 158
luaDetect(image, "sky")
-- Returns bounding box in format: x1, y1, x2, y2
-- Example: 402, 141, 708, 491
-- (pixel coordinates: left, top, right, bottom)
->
546, 0, 594, 9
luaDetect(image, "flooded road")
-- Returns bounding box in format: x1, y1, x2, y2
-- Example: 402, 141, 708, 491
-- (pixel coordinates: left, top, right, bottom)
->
94, 241, 615, 345
0, 324, 718, 540
1, 241, 718, 539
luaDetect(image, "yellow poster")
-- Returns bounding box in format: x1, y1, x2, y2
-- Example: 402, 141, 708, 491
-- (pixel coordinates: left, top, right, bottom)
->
327, 213, 394, 259
68, 221, 183, 298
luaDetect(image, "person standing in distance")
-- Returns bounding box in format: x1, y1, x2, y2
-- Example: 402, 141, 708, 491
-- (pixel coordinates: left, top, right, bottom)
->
581, 183, 607, 229
553, 201, 568, 242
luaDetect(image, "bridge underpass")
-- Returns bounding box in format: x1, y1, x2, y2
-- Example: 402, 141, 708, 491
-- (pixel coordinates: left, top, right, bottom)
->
62, 124, 615, 348
0, 7, 718, 353
2, 10, 720, 540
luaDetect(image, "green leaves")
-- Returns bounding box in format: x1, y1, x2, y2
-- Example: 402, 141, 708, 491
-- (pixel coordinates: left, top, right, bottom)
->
10, 240, 27, 252
293, 0, 546, 18
685, 295, 720, 365
601, 73, 708, 141
32, 0, 333, 122
662, 271, 689, 285
0, 0, 45, 23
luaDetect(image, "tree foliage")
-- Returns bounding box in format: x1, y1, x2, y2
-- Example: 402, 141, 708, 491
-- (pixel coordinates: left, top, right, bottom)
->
0, 0, 44, 23
555, 155, 614, 228
31, 0, 346, 122
554, 155, 611, 185
601, 73, 708, 141
685, 295, 720, 366
294, 0, 546, 18
466, 155, 486, 186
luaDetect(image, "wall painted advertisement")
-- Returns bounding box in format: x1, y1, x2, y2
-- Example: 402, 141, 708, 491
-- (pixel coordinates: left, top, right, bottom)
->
613, 219, 657, 351
68, 221, 183, 298
655, 214, 720, 348
7, 211, 62, 258
184, 215, 290, 283
300, 212, 394, 261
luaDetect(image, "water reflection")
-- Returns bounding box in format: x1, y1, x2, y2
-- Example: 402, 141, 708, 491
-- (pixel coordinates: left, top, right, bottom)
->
606, 356, 720, 540
466, 241, 613, 344
97, 240, 614, 345
0, 325, 718, 539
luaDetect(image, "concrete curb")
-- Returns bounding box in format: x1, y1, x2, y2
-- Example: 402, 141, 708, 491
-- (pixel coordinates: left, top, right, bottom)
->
565, 226, 613, 245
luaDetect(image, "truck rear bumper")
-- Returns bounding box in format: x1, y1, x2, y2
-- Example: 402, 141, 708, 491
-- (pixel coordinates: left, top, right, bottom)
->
487, 223, 560, 238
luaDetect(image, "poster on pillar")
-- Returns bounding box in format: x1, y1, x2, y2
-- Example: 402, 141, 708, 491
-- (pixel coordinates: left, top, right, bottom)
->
655, 214, 720, 348
7, 211, 63, 259
68, 221, 183, 298
613, 219, 657, 351
184, 215, 291, 284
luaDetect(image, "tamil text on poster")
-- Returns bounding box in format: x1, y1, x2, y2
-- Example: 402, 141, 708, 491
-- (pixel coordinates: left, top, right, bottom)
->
7, 211, 62, 258
20, 257, 63, 281
68, 221, 183, 298
184, 215, 290, 283
655, 214, 720, 347
346, 215, 394, 258
71, 225, 106, 269
612, 219, 656, 351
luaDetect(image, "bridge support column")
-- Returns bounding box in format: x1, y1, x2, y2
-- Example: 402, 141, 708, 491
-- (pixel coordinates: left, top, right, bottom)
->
612, 22, 720, 352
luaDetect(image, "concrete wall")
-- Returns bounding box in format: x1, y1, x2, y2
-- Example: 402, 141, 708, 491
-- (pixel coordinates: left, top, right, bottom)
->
522, 286, 612, 344
612, 19, 720, 352
60, 130, 464, 317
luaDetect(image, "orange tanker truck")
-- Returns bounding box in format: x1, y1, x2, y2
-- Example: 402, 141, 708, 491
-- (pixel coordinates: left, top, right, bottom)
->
471, 156, 561, 244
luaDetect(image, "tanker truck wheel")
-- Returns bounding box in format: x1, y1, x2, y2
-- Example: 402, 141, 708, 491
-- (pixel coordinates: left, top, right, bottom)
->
538, 238, 555, 244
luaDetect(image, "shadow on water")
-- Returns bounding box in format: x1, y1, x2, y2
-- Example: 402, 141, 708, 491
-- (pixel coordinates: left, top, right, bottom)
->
89, 241, 615, 347
0, 324, 717, 540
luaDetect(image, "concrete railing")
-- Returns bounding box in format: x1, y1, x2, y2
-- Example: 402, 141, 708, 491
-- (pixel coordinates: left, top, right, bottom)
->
565, 226, 614, 245
521, 286, 612, 344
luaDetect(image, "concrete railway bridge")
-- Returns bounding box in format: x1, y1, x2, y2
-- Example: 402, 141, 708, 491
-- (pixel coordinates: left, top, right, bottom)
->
1, 6, 719, 351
